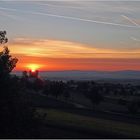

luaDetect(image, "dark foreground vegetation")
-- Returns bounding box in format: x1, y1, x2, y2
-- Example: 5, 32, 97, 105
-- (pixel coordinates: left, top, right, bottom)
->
1, 31, 140, 138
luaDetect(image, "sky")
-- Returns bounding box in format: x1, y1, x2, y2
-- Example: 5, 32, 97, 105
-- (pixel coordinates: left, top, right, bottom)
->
0, 1, 140, 71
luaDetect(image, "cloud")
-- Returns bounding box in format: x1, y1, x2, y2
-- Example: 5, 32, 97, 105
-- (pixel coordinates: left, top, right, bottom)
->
10, 38, 140, 59
0, 6, 139, 28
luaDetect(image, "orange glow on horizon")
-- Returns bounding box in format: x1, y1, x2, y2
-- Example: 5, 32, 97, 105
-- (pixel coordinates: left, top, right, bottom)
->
8, 38, 140, 71
26, 63, 42, 71
13, 57, 140, 71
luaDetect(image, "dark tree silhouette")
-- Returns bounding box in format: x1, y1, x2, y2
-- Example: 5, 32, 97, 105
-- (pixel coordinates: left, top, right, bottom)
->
127, 100, 139, 114
85, 85, 104, 109
0, 46, 18, 77
49, 81, 65, 98
0, 31, 18, 78
0, 31, 8, 44
0, 31, 40, 138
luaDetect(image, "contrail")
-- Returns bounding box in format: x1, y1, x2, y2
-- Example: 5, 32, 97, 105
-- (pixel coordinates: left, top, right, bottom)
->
36, 2, 111, 21
121, 15, 140, 27
130, 37, 140, 42
0, 10, 23, 21
36, 2, 84, 10
33, 11, 140, 28
0, 6, 140, 28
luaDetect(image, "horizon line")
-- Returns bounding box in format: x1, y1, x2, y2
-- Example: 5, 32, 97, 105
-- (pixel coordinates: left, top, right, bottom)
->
12, 69, 140, 72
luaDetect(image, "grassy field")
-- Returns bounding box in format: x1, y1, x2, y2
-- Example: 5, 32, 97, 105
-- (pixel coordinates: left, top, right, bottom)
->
36, 108, 140, 138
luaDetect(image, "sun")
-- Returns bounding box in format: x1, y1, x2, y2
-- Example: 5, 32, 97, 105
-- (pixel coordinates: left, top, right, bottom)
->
26, 63, 41, 71
31, 69, 35, 72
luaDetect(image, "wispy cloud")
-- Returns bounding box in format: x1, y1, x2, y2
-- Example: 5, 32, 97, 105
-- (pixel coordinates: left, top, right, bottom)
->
10, 38, 140, 59
0, 6, 139, 29
121, 15, 140, 27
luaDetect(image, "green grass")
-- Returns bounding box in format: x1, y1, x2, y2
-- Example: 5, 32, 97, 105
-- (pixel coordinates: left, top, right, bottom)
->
36, 108, 140, 138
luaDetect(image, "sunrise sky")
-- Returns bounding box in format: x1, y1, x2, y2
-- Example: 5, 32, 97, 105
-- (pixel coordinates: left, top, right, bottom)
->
0, 1, 140, 71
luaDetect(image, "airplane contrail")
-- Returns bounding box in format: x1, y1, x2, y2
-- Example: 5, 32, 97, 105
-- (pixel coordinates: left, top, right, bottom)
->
0, 6, 140, 28
0, 10, 23, 21
36, 2, 85, 10
130, 37, 140, 42
121, 15, 140, 27
36, 2, 111, 21
33, 11, 140, 28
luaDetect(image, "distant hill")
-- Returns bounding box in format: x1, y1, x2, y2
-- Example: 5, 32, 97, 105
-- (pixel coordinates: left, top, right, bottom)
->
12, 70, 140, 82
